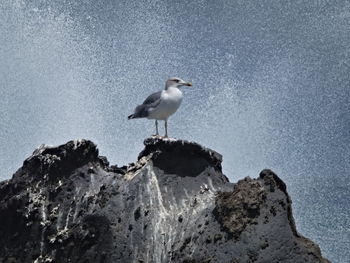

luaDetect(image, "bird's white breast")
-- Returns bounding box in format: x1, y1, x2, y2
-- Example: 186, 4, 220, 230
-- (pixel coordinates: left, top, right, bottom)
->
148, 87, 183, 120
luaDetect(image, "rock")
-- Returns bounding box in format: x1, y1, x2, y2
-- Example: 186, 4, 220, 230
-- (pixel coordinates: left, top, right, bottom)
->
0, 137, 330, 263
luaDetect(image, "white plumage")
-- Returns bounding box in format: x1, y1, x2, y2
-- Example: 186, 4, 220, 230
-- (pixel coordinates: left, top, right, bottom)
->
128, 77, 192, 137
147, 87, 183, 120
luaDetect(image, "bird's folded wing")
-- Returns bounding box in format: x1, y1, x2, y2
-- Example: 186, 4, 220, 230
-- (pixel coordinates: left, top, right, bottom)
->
143, 91, 162, 105
132, 91, 162, 118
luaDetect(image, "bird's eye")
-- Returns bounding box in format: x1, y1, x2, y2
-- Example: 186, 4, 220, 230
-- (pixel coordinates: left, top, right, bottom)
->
175, 79, 179, 82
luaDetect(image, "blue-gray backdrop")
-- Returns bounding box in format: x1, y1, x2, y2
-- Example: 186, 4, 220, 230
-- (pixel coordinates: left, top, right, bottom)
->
1, 1, 349, 262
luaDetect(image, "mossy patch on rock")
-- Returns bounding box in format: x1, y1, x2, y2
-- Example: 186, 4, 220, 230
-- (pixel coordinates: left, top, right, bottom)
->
213, 177, 266, 239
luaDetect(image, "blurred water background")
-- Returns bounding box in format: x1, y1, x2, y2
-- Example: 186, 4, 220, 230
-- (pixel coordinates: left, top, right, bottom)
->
0, 1, 349, 262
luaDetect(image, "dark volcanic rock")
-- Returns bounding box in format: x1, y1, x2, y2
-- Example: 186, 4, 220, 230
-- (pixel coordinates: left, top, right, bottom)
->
139, 137, 223, 177
0, 137, 330, 263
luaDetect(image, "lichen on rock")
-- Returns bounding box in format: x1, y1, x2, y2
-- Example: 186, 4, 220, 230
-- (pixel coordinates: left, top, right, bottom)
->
213, 177, 267, 239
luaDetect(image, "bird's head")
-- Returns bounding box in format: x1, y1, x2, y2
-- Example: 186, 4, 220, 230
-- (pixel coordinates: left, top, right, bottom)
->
165, 77, 192, 89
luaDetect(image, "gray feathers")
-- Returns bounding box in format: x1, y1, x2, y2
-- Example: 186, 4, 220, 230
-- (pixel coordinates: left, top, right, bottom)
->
128, 91, 162, 119
142, 91, 162, 105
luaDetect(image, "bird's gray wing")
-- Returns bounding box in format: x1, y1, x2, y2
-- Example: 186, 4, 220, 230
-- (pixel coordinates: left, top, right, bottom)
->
143, 91, 162, 105
131, 91, 162, 118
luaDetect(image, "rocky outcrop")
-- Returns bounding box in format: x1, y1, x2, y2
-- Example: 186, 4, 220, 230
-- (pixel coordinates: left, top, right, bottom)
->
0, 137, 330, 263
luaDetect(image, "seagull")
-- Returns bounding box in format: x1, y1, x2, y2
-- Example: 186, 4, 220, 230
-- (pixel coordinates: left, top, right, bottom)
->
128, 77, 192, 137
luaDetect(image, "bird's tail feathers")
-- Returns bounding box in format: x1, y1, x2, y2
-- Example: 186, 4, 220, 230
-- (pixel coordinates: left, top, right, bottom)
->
128, 114, 135, 119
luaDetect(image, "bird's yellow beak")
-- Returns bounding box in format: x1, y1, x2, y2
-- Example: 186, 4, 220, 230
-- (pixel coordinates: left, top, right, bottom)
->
184, 82, 192, 86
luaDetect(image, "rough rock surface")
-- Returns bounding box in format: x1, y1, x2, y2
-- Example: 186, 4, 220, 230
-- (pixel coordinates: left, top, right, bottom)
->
0, 137, 330, 263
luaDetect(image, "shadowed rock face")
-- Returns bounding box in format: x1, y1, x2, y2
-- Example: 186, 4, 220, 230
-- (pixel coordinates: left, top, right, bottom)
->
0, 137, 330, 263
139, 137, 223, 177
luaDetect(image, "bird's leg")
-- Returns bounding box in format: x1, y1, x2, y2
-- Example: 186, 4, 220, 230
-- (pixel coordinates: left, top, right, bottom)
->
164, 120, 168, 137
155, 120, 159, 136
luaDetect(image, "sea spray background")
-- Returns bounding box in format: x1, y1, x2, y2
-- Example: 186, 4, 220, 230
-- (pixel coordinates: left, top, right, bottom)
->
0, 0, 349, 262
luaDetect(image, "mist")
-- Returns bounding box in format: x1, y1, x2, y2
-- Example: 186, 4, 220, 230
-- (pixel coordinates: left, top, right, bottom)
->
0, 1, 349, 262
